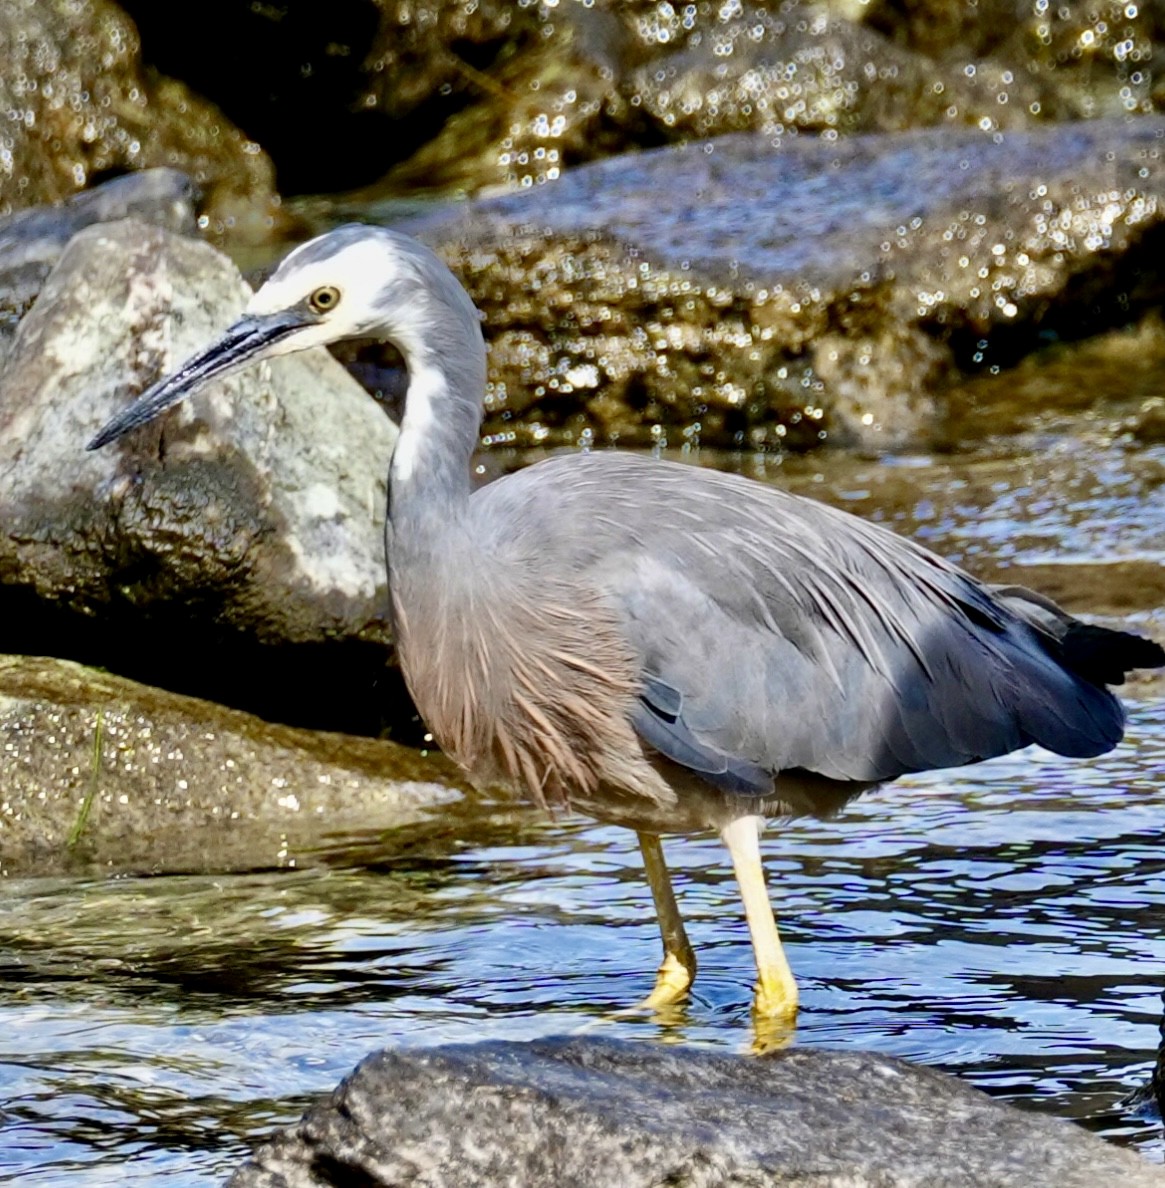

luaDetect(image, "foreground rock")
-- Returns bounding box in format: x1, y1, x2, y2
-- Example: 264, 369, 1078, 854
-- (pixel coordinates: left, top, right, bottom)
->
0, 169, 197, 364
0, 654, 468, 878
228, 1036, 1165, 1188
0, 218, 398, 727
410, 117, 1165, 451
0, 0, 278, 237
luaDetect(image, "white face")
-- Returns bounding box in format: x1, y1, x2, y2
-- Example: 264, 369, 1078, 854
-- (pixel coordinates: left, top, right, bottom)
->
245, 234, 404, 354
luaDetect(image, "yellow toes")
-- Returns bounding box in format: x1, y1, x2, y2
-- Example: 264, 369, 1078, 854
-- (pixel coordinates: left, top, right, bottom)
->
753, 964, 799, 1020
642, 949, 696, 1011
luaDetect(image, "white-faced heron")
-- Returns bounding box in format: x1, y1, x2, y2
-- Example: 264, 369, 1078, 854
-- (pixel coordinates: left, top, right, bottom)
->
89, 224, 1165, 1021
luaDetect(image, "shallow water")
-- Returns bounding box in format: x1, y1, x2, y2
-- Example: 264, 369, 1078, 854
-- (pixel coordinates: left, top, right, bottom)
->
3, 432, 1165, 1184
3, 716, 1164, 1185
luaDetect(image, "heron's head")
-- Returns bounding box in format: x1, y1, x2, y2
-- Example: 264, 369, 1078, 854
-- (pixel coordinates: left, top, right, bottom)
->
88, 224, 467, 450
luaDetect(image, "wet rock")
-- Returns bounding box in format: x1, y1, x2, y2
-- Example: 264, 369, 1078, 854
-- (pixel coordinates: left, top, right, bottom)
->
0, 0, 278, 239
0, 169, 197, 365
0, 654, 467, 878
407, 115, 1165, 451
227, 1036, 1165, 1188
623, 3, 1051, 141
362, 0, 1060, 198
0, 218, 398, 728
865, 0, 1162, 119
1130, 395, 1165, 443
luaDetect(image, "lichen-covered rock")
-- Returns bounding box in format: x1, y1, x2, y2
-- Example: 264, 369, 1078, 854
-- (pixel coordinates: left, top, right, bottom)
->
0, 169, 197, 364
227, 1036, 1165, 1188
0, 219, 397, 716
405, 116, 1165, 451
0, 654, 467, 878
0, 0, 279, 238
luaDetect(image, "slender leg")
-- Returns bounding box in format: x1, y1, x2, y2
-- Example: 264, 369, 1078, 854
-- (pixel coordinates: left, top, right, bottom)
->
720, 814, 798, 1019
637, 832, 698, 1009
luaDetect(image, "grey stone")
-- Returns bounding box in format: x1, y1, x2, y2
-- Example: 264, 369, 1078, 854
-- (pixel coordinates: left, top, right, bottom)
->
410, 116, 1165, 451
0, 168, 197, 363
0, 218, 396, 660
0, 654, 467, 877
226, 1036, 1165, 1187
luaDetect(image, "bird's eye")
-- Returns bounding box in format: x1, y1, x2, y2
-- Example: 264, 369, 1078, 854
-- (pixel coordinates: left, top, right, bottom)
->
309, 285, 341, 313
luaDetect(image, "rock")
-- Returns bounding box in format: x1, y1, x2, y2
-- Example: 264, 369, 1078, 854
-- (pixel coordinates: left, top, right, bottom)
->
1130, 395, 1165, 444
226, 1036, 1165, 1188
0, 0, 279, 239
406, 116, 1165, 451
360, 0, 1072, 197
366, 3, 643, 196
865, 0, 1161, 119
622, 3, 1050, 141
0, 169, 197, 364
0, 654, 468, 878
0, 218, 399, 730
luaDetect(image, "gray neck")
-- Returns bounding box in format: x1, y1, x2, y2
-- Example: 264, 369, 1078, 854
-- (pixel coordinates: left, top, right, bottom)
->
388, 320, 486, 522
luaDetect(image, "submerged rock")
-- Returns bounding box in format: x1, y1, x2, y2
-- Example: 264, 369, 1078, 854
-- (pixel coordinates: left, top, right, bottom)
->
0, 218, 398, 729
0, 169, 197, 365
0, 0, 278, 238
227, 1036, 1165, 1188
407, 116, 1165, 451
0, 654, 466, 878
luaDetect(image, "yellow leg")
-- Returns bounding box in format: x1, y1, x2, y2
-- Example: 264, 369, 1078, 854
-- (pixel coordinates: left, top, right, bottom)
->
720, 814, 798, 1020
637, 832, 698, 1009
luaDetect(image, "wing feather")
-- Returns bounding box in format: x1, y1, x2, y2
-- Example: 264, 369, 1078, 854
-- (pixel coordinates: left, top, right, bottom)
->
471, 453, 1135, 791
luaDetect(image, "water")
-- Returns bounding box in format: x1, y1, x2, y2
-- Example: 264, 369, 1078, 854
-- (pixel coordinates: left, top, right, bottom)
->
3, 727, 1164, 1184
3, 432, 1165, 1184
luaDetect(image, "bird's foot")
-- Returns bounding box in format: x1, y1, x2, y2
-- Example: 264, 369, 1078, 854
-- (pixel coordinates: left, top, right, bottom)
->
749, 970, 798, 1052
640, 949, 696, 1011
752, 966, 798, 1020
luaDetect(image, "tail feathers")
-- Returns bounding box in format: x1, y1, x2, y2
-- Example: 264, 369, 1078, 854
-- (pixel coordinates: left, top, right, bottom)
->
1062, 623, 1165, 687
992, 584, 1165, 687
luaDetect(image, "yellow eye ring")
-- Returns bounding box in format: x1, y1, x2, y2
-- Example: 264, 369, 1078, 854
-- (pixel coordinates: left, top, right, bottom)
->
309, 285, 341, 313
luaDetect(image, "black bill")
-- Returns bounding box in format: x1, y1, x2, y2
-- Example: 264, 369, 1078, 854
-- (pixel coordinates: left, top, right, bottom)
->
86, 309, 310, 451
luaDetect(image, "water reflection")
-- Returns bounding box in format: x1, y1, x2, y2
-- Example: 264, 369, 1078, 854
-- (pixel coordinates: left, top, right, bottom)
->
2, 700, 1164, 1184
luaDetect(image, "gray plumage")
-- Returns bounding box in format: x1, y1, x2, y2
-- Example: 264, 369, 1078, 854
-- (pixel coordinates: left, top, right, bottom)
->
88, 223, 1165, 1016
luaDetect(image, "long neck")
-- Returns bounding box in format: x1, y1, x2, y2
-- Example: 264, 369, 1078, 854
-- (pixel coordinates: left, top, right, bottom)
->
388, 318, 486, 523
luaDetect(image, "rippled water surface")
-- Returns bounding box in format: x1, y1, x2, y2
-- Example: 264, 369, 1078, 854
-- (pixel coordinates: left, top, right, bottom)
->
3, 435, 1165, 1185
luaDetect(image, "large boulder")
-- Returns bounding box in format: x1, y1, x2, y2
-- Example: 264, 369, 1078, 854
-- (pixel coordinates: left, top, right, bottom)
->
408, 116, 1165, 451
227, 1036, 1165, 1187
0, 218, 398, 729
0, 654, 468, 878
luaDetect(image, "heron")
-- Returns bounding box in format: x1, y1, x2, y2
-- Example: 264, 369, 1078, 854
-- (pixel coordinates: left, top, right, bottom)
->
89, 224, 1165, 1021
